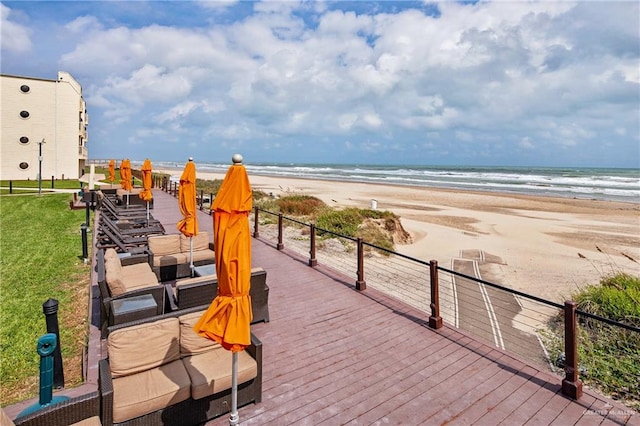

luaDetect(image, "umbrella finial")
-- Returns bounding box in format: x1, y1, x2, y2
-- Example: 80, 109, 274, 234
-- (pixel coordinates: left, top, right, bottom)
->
232, 153, 243, 164
188, 157, 193, 162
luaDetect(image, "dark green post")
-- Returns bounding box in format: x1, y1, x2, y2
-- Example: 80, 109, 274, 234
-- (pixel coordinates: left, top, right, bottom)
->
43, 299, 64, 388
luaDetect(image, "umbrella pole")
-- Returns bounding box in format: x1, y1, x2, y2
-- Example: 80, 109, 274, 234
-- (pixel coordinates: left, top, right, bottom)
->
146, 201, 150, 224
230, 352, 239, 425
190, 237, 194, 277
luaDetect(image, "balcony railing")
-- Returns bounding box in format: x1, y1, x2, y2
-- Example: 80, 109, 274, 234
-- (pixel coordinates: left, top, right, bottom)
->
78, 146, 88, 158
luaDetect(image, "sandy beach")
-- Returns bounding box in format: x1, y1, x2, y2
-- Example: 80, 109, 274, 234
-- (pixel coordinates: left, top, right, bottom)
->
156, 167, 640, 303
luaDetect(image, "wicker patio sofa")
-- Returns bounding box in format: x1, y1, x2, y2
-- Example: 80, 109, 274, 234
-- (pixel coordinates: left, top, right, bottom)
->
167, 267, 270, 323
5, 391, 101, 426
99, 307, 262, 426
147, 233, 215, 281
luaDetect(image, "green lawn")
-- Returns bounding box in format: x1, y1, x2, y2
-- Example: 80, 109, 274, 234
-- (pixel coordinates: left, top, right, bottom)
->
0, 179, 83, 190
0, 193, 90, 405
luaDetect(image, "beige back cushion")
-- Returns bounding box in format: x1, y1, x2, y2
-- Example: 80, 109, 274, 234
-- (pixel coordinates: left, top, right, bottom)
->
180, 232, 209, 252
179, 310, 221, 356
104, 249, 126, 296
148, 234, 181, 256
108, 318, 180, 378
175, 274, 217, 289
0, 407, 15, 426
104, 249, 121, 273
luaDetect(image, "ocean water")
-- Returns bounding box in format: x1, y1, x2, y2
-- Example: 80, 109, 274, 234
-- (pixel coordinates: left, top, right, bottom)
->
152, 162, 640, 203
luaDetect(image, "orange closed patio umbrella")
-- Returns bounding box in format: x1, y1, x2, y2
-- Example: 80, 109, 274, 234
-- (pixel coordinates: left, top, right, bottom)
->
120, 159, 133, 205
108, 159, 116, 186
177, 157, 198, 274
194, 153, 252, 425
139, 158, 153, 221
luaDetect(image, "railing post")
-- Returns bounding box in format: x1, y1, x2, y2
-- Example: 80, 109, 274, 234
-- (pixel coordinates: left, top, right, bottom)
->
253, 207, 260, 238
562, 300, 583, 399
277, 213, 284, 250
356, 238, 366, 290
199, 190, 204, 210
309, 224, 317, 267
51, 176, 54, 188
9, 180, 12, 194
429, 260, 443, 329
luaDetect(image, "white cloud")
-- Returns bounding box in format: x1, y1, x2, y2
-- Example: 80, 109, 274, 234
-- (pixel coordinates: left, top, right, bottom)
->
65, 15, 103, 34
1, 4, 32, 53
3, 1, 636, 166
519, 137, 535, 150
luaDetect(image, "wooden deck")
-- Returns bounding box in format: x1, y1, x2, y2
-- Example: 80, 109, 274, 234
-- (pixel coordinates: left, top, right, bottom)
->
149, 189, 637, 425
5, 188, 637, 425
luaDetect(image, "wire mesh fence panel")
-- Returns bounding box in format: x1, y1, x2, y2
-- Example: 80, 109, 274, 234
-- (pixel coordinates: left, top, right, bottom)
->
280, 218, 312, 259
359, 251, 430, 314
314, 236, 359, 283
437, 266, 562, 372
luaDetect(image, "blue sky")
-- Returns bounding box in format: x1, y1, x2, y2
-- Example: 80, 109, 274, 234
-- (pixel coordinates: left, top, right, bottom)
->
2, 1, 639, 167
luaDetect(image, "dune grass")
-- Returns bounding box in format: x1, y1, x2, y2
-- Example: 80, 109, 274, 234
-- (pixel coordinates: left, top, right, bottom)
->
543, 273, 640, 411
0, 193, 90, 406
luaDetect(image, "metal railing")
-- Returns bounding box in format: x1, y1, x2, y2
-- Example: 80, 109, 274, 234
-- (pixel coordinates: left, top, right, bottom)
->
251, 206, 639, 406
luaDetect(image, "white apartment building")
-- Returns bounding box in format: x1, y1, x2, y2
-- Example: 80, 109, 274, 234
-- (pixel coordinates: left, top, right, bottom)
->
1, 71, 88, 181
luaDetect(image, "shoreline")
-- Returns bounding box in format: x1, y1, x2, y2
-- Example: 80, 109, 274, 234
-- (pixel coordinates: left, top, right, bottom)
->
156, 166, 640, 303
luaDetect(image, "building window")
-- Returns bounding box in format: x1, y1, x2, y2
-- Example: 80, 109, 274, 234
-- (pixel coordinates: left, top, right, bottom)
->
19, 162, 29, 170
19, 136, 29, 144
19, 110, 30, 118
20, 85, 30, 93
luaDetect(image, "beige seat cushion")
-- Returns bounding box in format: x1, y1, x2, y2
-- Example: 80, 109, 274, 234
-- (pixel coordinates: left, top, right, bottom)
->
71, 417, 102, 426
153, 253, 188, 268
108, 318, 180, 378
180, 232, 210, 252
148, 234, 181, 256
183, 349, 257, 400
120, 263, 158, 291
112, 360, 190, 423
189, 249, 215, 264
